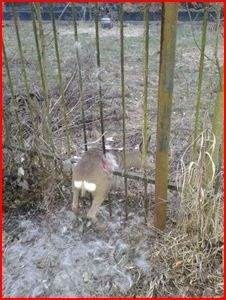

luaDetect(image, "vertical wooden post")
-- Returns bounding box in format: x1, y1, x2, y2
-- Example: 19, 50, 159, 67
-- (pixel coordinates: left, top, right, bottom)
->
119, 3, 128, 222
209, 66, 223, 191
193, 4, 209, 153
71, 3, 87, 151
154, 3, 178, 230
31, 4, 55, 152
50, 4, 71, 154
12, 4, 38, 146
3, 41, 15, 103
142, 4, 150, 222
31, 5, 47, 102
214, 141, 223, 194
212, 66, 223, 166
35, 3, 49, 111
3, 41, 24, 148
3, 41, 12, 147
94, 3, 105, 153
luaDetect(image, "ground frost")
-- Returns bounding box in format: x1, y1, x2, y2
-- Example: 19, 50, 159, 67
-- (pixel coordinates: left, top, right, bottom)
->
4, 201, 154, 296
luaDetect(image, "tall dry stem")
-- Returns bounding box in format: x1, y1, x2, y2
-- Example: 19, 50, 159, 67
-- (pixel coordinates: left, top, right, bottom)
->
193, 4, 209, 154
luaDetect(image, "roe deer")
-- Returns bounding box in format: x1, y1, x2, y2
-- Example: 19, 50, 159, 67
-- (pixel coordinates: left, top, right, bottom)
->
72, 139, 151, 224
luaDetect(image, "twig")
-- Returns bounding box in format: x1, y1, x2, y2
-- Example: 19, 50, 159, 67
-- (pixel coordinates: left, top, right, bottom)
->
186, 3, 220, 68
58, 3, 70, 21
50, 68, 78, 113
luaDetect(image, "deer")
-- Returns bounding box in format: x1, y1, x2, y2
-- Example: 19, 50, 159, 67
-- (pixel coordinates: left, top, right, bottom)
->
71, 137, 151, 226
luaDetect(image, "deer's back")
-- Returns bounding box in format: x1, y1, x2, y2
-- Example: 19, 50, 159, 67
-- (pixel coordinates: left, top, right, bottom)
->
73, 148, 108, 183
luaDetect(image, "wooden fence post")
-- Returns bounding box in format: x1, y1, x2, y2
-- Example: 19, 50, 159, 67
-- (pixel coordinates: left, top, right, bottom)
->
154, 3, 178, 230
31, 4, 55, 152
119, 3, 128, 221
94, 3, 105, 153
50, 4, 71, 154
210, 66, 223, 192
142, 4, 150, 222
193, 4, 209, 154
71, 3, 88, 151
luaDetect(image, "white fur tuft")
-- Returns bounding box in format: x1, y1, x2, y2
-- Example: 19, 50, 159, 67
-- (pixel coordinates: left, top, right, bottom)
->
74, 180, 96, 192
84, 181, 96, 192
74, 180, 83, 189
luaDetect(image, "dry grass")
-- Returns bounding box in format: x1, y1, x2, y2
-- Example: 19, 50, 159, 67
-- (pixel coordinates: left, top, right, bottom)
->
145, 130, 223, 296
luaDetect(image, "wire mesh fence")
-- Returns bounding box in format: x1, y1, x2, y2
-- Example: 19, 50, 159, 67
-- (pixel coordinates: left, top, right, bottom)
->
3, 3, 223, 230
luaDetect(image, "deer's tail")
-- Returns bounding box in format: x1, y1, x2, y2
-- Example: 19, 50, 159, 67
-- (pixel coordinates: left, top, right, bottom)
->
74, 180, 96, 197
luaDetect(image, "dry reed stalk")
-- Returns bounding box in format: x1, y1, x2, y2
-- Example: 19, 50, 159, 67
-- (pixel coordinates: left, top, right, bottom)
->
50, 4, 71, 154
3, 40, 24, 148
179, 129, 222, 244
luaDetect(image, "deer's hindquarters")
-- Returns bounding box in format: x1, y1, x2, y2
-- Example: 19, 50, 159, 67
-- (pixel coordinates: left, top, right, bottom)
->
71, 146, 152, 222
71, 148, 114, 219
73, 180, 97, 197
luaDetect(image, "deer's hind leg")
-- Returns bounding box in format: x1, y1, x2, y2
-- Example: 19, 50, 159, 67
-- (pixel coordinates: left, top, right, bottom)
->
72, 188, 80, 214
87, 181, 111, 223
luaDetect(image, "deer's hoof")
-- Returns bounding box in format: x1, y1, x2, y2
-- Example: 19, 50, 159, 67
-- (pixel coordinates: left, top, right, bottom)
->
72, 204, 79, 214
95, 222, 107, 231
86, 215, 106, 231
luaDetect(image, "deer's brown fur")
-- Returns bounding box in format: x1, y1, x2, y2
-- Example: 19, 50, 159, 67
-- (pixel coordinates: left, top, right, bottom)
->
72, 140, 151, 224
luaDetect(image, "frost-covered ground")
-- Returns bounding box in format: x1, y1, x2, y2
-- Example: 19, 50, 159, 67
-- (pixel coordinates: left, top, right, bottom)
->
4, 190, 173, 297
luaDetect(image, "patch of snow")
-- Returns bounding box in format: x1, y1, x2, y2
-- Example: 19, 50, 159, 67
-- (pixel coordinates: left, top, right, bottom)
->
106, 137, 114, 142
18, 167, 25, 176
